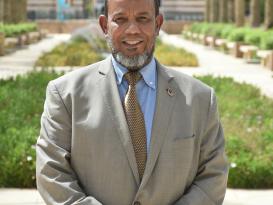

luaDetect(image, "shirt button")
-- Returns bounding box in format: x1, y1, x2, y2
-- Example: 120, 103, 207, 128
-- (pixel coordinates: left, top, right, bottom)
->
134, 201, 141, 205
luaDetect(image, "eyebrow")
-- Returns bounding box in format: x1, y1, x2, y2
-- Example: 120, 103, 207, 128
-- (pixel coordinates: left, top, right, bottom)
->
112, 11, 151, 17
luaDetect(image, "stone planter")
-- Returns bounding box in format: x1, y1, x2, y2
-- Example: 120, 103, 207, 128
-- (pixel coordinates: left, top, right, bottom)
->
26, 31, 40, 44
227, 42, 244, 58
0, 32, 4, 56
18, 34, 27, 46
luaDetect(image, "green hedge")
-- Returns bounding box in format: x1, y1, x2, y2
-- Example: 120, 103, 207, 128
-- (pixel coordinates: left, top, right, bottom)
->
0, 71, 60, 187
0, 23, 37, 37
186, 23, 273, 49
0, 72, 273, 188
198, 76, 273, 188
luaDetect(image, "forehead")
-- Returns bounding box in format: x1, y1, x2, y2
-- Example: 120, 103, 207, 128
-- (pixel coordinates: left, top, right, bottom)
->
108, 0, 155, 15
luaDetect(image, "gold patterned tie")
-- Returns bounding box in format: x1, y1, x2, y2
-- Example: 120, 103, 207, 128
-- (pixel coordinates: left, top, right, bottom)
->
124, 71, 147, 181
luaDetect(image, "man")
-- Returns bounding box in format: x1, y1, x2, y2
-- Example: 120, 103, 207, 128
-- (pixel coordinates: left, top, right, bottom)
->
36, 0, 229, 204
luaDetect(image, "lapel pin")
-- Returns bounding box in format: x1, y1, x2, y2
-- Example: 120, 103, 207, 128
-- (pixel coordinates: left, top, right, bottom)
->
166, 87, 175, 97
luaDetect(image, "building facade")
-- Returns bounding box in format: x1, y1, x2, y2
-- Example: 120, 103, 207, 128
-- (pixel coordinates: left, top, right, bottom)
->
93, 0, 205, 21
160, 0, 205, 21
27, 0, 85, 20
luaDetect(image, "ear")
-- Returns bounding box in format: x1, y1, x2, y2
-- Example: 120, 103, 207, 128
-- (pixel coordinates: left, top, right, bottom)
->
155, 14, 163, 36
99, 15, 108, 34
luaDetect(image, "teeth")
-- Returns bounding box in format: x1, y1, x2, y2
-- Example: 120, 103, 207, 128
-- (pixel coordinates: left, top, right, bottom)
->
125, 41, 141, 45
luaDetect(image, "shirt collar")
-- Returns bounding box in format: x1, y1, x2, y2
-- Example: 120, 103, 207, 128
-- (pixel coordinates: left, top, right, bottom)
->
111, 55, 156, 90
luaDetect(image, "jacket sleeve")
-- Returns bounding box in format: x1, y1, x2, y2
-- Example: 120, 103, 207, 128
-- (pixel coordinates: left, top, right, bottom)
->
36, 81, 103, 205
174, 88, 229, 205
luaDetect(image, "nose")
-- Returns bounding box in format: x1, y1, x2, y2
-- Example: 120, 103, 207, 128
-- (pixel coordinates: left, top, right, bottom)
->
125, 22, 141, 34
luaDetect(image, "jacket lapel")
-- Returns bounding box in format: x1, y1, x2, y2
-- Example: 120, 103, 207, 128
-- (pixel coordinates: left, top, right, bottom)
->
139, 62, 178, 189
98, 57, 140, 185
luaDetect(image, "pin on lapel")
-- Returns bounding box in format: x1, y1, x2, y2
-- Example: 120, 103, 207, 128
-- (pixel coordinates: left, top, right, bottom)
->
166, 87, 175, 97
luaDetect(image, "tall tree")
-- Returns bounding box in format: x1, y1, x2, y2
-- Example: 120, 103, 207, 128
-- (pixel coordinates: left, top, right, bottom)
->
219, 0, 228, 22
235, 0, 245, 27
265, 0, 273, 29
250, 0, 260, 27
0, 0, 4, 23
210, 0, 219, 22
3, 0, 27, 23
228, 0, 235, 23
205, 0, 211, 22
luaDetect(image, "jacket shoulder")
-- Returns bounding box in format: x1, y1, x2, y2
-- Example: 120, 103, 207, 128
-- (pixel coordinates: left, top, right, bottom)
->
49, 59, 105, 94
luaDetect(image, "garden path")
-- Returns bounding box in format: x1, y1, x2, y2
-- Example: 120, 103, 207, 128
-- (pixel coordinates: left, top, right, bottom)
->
0, 34, 71, 80
0, 188, 272, 205
160, 32, 273, 99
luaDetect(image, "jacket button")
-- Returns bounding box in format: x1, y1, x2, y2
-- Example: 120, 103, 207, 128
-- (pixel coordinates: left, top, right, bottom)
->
134, 201, 141, 205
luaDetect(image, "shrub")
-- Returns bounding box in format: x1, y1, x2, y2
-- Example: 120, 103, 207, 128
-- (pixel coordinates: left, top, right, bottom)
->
0, 23, 37, 37
244, 29, 264, 47
35, 38, 104, 67
155, 39, 198, 67
220, 25, 236, 39
198, 76, 273, 188
260, 31, 273, 50
0, 71, 61, 187
227, 27, 252, 42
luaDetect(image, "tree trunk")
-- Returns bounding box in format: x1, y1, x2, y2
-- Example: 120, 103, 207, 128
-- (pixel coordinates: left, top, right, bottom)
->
3, 0, 27, 23
3, 0, 11, 23
0, 0, 4, 23
235, 0, 245, 27
228, 0, 235, 23
265, 0, 273, 29
205, 0, 211, 22
219, 0, 228, 22
250, 0, 260, 27
210, 0, 219, 22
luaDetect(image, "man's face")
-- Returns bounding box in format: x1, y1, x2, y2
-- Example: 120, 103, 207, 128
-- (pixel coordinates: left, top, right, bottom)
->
99, 0, 163, 70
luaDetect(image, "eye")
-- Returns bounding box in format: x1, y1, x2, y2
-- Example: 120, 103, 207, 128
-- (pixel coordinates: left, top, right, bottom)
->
137, 16, 149, 22
114, 17, 126, 24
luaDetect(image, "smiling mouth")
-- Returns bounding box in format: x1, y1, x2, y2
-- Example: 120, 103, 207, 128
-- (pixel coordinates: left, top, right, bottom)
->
122, 40, 143, 46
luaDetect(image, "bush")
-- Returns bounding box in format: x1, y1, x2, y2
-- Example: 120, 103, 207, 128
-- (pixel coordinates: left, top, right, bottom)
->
155, 39, 198, 67
244, 29, 264, 47
0, 71, 61, 187
185, 23, 273, 50
36, 37, 199, 67
220, 25, 236, 39
0, 23, 37, 37
260, 31, 273, 50
227, 27, 252, 42
198, 76, 273, 188
35, 38, 104, 67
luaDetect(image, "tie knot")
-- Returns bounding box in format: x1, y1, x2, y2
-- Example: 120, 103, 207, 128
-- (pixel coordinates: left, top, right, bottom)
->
124, 71, 142, 86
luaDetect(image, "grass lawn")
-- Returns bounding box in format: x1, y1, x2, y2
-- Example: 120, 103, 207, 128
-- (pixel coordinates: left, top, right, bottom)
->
0, 72, 272, 188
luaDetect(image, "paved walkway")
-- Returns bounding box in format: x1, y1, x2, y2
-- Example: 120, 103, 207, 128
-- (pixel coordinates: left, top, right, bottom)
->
0, 34, 273, 204
160, 32, 273, 99
0, 188, 273, 205
0, 33, 71, 80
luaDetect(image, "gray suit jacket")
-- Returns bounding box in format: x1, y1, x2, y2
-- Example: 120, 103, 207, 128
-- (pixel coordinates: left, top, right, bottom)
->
36, 57, 228, 205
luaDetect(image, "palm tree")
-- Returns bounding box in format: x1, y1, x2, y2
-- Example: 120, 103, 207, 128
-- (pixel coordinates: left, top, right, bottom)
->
210, 0, 219, 22
265, 0, 273, 29
205, 0, 211, 22
219, 0, 228, 22
228, 0, 235, 23
235, 0, 245, 27
250, 0, 260, 27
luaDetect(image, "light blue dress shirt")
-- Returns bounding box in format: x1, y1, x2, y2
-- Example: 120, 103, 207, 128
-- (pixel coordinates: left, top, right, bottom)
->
111, 56, 157, 153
